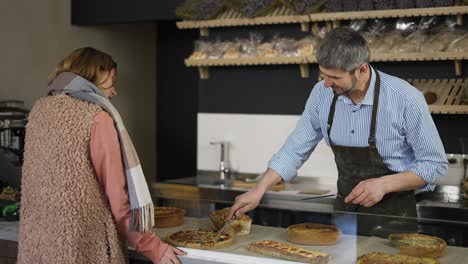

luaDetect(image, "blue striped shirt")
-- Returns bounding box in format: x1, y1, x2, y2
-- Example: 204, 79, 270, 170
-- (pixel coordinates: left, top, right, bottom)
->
269, 67, 448, 191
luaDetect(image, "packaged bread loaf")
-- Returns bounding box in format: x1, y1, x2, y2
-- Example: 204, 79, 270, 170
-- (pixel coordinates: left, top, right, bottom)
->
257, 42, 279, 58
447, 33, 468, 52
297, 36, 319, 56
222, 41, 241, 59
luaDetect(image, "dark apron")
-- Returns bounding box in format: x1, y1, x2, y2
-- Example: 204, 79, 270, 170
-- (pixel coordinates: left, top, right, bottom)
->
327, 71, 417, 235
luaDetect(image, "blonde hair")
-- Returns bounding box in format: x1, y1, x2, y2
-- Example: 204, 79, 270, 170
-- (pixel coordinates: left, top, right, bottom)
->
48, 47, 117, 86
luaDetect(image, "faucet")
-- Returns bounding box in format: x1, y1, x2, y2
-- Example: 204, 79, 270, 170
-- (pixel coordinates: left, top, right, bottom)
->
210, 141, 230, 181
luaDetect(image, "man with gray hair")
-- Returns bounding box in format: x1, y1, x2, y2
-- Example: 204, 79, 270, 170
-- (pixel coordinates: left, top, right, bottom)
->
229, 28, 447, 222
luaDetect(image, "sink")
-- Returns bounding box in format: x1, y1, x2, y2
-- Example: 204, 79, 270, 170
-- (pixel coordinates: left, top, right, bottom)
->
196, 170, 260, 186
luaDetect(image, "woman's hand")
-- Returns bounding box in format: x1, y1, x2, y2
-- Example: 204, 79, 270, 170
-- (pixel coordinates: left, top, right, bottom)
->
157, 246, 186, 264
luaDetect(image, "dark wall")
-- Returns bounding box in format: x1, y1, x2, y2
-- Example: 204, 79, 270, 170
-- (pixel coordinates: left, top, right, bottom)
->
156, 22, 198, 181
71, 0, 185, 25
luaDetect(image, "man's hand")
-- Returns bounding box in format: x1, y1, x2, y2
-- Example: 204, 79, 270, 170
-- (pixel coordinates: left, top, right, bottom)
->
157, 246, 186, 264
228, 169, 283, 219
344, 178, 387, 207
227, 187, 264, 219
344, 172, 427, 207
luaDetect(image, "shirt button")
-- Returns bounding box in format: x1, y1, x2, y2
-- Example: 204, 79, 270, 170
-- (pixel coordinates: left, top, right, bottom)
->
351, 130, 355, 134
353, 110, 357, 112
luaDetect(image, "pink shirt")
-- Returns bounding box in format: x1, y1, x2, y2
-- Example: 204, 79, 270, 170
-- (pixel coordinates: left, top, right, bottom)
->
90, 111, 168, 263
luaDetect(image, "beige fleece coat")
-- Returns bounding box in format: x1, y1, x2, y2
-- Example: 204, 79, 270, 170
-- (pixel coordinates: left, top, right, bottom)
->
18, 95, 128, 264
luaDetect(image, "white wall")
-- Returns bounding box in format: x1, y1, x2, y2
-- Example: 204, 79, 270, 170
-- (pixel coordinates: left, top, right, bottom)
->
198, 113, 339, 187
0, 0, 157, 179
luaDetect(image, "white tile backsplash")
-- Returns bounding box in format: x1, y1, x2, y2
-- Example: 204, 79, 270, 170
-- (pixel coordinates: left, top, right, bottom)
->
198, 113, 338, 187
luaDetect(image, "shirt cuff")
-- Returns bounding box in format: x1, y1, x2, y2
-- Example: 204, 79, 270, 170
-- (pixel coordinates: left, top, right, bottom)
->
268, 155, 297, 182
134, 234, 169, 263
407, 161, 447, 192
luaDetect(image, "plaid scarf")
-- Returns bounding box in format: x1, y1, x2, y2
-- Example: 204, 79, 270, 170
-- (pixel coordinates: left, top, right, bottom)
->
49, 72, 154, 232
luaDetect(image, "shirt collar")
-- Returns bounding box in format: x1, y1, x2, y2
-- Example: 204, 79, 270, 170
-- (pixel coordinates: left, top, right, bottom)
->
338, 65, 376, 106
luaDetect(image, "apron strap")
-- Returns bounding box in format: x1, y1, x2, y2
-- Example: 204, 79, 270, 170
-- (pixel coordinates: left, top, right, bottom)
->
368, 71, 381, 148
327, 95, 339, 145
326, 69, 381, 148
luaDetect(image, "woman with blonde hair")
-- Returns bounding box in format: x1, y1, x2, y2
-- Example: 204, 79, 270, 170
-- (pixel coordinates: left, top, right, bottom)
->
18, 47, 184, 264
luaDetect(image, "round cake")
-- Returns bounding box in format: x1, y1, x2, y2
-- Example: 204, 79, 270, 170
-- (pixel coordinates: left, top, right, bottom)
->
287, 223, 341, 245
154, 207, 185, 228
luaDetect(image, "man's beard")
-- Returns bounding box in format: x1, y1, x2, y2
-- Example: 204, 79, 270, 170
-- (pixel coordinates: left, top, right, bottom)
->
333, 75, 358, 96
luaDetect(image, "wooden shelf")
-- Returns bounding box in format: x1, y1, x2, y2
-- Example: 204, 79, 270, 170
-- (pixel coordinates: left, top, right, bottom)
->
409, 79, 467, 114
185, 56, 307, 67
177, 6, 308, 29
370, 52, 468, 62
308, 6, 468, 22
185, 52, 468, 78
177, 6, 468, 30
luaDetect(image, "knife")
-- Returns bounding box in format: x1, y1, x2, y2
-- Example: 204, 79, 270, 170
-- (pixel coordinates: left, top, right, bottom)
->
217, 204, 247, 234
300, 193, 343, 201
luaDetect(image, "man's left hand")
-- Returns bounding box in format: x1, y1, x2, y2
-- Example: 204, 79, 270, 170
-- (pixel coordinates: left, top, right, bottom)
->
344, 178, 387, 207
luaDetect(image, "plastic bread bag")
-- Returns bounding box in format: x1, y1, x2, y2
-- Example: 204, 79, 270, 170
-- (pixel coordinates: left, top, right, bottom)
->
342, 0, 359, 11
358, 0, 374, 11
374, 31, 404, 53
239, 32, 263, 57
279, 0, 328, 15
224, 0, 244, 13
325, 0, 343, 12
222, 41, 242, 59
395, 18, 419, 37
420, 20, 461, 52
395, 0, 415, 9
207, 39, 226, 59
367, 19, 392, 36
175, 0, 226, 20
397, 30, 429, 53
374, 0, 395, 10
311, 23, 329, 40
241, 0, 280, 18
188, 40, 212, 59
297, 36, 319, 56
415, 0, 434, 8
349, 20, 368, 32
446, 32, 468, 52
273, 36, 299, 57
257, 36, 280, 58
418, 16, 442, 32
362, 31, 383, 54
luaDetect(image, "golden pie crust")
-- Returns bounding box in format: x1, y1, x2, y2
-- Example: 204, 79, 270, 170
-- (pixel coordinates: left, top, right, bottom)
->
357, 252, 440, 264
166, 229, 233, 249
154, 207, 185, 228
209, 207, 252, 236
287, 223, 341, 245
389, 233, 446, 258
247, 240, 329, 264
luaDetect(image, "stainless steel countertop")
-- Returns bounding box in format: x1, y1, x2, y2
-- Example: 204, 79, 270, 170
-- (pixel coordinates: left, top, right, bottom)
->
156, 175, 468, 223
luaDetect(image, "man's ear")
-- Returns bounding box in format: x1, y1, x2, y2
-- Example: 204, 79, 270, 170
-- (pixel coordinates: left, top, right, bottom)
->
355, 63, 368, 80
